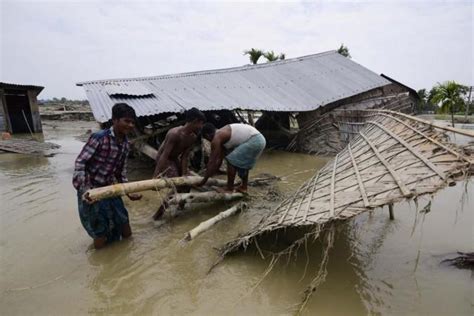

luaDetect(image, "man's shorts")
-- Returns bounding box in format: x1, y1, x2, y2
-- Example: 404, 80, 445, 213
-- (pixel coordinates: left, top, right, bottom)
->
77, 192, 129, 242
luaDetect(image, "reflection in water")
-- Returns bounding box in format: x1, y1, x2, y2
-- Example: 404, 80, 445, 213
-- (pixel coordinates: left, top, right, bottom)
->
1, 121, 472, 315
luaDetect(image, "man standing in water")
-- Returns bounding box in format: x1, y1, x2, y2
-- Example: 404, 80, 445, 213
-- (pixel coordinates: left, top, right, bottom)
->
73, 103, 142, 249
152, 107, 206, 220
199, 123, 266, 193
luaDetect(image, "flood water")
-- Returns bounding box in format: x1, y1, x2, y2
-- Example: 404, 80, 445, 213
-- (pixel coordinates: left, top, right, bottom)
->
1, 120, 472, 315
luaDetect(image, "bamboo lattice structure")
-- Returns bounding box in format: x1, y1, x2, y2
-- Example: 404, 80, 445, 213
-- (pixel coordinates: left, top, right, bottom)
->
221, 109, 474, 254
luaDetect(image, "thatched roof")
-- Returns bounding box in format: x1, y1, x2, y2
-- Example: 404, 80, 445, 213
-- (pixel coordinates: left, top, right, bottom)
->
220, 110, 474, 255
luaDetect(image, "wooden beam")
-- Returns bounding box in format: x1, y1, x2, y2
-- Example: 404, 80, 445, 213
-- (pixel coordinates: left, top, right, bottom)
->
168, 191, 244, 205
183, 203, 245, 241
85, 176, 229, 201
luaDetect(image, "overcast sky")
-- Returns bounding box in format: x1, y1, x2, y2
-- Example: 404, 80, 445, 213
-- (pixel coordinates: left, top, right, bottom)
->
1, 0, 472, 99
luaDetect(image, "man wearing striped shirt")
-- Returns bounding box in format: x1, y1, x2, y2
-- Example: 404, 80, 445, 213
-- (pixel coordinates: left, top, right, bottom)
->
73, 103, 142, 249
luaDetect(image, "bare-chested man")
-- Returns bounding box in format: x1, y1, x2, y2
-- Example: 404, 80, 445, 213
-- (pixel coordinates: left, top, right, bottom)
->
152, 107, 206, 220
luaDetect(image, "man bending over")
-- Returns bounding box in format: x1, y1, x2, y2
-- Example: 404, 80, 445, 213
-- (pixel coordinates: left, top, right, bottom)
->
199, 123, 266, 193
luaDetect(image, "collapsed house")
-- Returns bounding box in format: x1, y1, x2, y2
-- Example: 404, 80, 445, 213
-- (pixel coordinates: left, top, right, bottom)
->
0, 82, 44, 134
76, 50, 418, 154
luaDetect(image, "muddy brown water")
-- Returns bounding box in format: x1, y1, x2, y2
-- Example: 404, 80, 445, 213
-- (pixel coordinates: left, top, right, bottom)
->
1, 120, 472, 315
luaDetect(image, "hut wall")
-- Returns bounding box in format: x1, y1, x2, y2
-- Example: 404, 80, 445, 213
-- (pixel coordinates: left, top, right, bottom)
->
27, 90, 43, 133
297, 84, 416, 129
0, 90, 7, 132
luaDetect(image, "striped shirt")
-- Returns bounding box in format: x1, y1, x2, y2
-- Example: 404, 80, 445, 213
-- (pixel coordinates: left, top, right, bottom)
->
73, 128, 129, 191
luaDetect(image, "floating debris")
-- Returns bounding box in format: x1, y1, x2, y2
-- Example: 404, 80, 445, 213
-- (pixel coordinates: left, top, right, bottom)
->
0, 139, 60, 155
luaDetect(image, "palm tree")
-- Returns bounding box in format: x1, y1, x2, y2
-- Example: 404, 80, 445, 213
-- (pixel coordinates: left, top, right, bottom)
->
430, 81, 468, 127
243, 48, 264, 65
263, 50, 279, 62
337, 44, 351, 58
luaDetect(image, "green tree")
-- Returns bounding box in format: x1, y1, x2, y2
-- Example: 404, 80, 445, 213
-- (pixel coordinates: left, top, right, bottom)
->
244, 48, 264, 64
430, 81, 468, 126
337, 43, 351, 58
416, 89, 427, 113
263, 50, 279, 62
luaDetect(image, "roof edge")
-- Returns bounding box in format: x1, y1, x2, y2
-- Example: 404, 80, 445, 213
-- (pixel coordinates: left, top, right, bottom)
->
76, 50, 339, 86
0, 82, 44, 93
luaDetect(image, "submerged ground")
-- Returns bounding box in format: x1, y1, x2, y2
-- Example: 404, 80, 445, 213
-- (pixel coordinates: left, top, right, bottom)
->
0, 120, 472, 315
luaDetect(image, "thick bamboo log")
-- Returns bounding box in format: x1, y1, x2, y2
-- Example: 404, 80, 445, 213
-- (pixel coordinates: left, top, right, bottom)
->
183, 203, 246, 241
85, 176, 228, 201
168, 191, 244, 205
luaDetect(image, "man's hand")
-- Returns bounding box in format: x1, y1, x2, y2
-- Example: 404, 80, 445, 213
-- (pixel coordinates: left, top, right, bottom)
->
127, 193, 143, 201
82, 191, 96, 204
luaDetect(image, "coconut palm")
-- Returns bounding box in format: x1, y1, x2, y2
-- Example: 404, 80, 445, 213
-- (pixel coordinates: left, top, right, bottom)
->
263, 50, 279, 62
430, 81, 468, 127
337, 44, 351, 58
243, 48, 264, 65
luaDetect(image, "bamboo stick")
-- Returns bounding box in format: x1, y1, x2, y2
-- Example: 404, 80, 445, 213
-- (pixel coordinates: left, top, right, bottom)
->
348, 143, 370, 207
168, 191, 244, 205
85, 176, 228, 201
367, 121, 446, 180
370, 109, 474, 137
329, 153, 339, 217
183, 203, 246, 241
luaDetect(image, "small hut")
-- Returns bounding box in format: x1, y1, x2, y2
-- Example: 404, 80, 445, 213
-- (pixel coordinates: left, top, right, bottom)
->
0, 82, 44, 134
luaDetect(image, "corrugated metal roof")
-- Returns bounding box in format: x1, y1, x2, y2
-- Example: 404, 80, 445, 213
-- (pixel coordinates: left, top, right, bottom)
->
0, 82, 44, 93
77, 51, 391, 123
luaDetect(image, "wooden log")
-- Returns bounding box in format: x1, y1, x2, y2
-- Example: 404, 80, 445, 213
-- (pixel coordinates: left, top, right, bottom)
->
183, 203, 246, 241
85, 176, 228, 201
168, 191, 244, 205
135, 142, 158, 160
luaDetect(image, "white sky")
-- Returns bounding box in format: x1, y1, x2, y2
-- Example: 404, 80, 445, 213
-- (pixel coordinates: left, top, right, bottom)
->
1, 0, 472, 99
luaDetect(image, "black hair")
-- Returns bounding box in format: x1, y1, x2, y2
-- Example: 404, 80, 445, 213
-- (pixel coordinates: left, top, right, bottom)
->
185, 107, 206, 123
201, 122, 216, 137
112, 103, 136, 120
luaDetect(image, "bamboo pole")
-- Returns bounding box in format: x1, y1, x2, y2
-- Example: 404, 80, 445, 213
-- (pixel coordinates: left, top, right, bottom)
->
388, 203, 394, 220
372, 109, 474, 137
85, 176, 228, 201
168, 191, 244, 205
183, 203, 246, 241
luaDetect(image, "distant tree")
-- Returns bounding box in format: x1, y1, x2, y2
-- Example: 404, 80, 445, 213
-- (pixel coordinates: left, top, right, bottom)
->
416, 89, 427, 113
244, 48, 264, 65
337, 44, 351, 58
263, 50, 279, 62
430, 81, 468, 126
279, 53, 286, 60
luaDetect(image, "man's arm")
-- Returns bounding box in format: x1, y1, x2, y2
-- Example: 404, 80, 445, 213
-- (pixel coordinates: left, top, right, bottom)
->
180, 145, 194, 176
73, 135, 100, 192
200, 139, 223, 185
